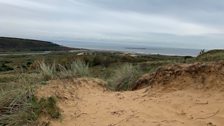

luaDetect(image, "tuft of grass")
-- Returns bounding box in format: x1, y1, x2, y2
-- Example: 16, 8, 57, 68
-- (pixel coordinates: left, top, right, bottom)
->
39, 61, 56, 80
57, 60, 90, 79
0, 87, 36, 126
37, 97, 60, 119
0, 87, 60, 126
0, 74, 60, 126
107, 64, 142, 91
39, 60, 90, 79
70, 60, 90, 77
57, 64, 73, 79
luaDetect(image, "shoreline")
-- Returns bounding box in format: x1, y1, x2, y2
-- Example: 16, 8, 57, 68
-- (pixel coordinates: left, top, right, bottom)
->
0, 48, 198, 57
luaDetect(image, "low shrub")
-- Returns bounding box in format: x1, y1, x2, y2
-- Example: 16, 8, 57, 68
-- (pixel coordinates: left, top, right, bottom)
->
0, 63, 14, 72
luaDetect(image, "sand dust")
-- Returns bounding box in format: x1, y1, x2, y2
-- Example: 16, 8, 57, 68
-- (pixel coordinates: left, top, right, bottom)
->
36, 77, 224, 126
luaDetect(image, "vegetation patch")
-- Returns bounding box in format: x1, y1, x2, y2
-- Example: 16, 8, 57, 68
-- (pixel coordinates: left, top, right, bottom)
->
39, 60, 90, 80
0, 72, 60, 126
39, 62, 56, 81
68, 60, 90, 77
0, 37, 74, 52
0, 87, 60, 126
197, 49, 224, 61
107, 64, 142, 91
0, 63, 14, 72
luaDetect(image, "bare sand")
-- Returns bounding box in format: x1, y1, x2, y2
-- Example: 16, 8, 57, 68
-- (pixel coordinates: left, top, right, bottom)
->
36, 78, 224, 126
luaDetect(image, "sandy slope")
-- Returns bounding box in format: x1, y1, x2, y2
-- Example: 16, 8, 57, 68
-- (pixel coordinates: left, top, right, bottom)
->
36, 78, 224, 126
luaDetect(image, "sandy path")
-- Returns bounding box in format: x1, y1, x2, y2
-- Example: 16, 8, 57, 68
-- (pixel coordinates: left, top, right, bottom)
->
37, 78, 224, 126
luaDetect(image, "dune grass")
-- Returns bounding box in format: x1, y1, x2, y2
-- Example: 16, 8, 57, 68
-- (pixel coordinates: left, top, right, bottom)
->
0, 90, 60, 126
70, 60, 90, 77
0, 74, 60, 126
197, 49, 224, 61
0, 87, 35, 126
39, 61, 56, 81
58, 60, 90, 79
107, 64, 142, 91
39, 60, 90, 80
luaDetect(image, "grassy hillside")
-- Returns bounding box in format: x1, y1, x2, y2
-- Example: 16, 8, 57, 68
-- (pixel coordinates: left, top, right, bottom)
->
197, 49, 224, 61
0, 37, 74, 52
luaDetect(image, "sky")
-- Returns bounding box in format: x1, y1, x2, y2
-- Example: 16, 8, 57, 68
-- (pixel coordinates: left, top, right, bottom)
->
0, 0, 224, 49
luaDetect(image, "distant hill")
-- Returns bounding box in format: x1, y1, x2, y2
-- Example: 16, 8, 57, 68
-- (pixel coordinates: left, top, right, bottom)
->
0, 37, 75, 52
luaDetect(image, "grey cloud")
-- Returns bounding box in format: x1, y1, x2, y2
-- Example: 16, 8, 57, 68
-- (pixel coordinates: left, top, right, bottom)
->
85, 0, 224, 26
0, 0, 224, 49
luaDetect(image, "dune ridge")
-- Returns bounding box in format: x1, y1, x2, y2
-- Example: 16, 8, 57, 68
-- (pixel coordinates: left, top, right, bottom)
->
36, 62, 224, 126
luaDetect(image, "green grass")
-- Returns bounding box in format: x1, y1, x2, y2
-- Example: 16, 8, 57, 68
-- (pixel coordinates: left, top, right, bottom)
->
0, 72, 60, 126
34, 96, 61, 119
58, 60, 90, 79
0, 84, 60, 126
70, 60, 90, 77
39, 60, 90, 79
197, 49, 224, 61
0, 74, 17, 83
39, 61, 56, 81
0, 86, 35, 126
107, 64, 142, 91
0, 91, 60, 126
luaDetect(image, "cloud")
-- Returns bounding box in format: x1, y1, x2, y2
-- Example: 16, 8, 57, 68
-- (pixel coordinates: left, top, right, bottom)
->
0, 0, 224, 49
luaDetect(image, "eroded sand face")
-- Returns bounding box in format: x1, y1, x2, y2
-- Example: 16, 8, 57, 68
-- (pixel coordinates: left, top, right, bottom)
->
36, 78, 224, 126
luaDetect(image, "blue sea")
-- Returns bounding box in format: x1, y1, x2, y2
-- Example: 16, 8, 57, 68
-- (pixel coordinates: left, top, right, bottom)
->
63, 41, 201, 57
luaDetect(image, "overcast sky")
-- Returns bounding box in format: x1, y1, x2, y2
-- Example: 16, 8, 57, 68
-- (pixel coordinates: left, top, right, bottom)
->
0, 0, 224, 49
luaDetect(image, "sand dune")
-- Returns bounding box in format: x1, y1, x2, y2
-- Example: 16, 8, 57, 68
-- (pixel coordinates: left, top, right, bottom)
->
36, 76, 224, 126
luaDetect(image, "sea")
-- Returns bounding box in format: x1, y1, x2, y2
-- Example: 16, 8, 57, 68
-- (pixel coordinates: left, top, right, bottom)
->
64, 41, 201, 57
